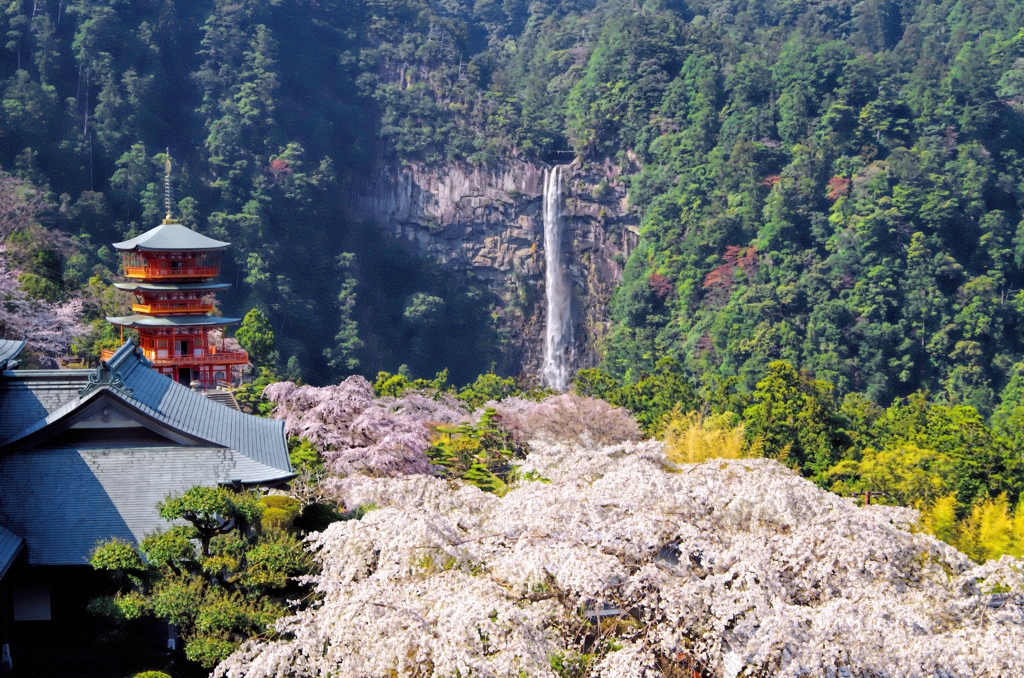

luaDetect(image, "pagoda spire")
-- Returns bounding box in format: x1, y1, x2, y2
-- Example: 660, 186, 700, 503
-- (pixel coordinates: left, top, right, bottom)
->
163, 149, 175, 224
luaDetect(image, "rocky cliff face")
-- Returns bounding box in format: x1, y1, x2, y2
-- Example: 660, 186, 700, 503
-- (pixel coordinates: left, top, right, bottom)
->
349, 159, 639, 379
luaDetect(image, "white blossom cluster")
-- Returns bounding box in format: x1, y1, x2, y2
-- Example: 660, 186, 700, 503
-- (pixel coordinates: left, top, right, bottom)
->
216, 439, 1024, 677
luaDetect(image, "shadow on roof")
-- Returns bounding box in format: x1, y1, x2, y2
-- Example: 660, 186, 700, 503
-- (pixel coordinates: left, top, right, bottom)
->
0, 449, 136, 565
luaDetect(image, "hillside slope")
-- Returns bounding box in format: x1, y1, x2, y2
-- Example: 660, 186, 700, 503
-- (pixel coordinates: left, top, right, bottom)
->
2, 0, 1024, 401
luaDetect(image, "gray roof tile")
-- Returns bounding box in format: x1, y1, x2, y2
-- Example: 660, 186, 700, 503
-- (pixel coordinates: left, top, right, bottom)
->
113, 222, 230, 251
0, 447, 285, 565
0, 339, 25, 364
2, 341, 291, 474
106, 314, 242, 328
0, 523, 23, 580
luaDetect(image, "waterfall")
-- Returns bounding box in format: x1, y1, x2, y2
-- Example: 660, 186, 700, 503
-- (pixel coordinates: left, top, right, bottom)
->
542, 166, 572, 392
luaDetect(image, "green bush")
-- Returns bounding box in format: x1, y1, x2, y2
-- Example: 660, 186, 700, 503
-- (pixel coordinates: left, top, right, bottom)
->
259, 495, 301, 531
132, 672, 172, 678
293, 503, 345, 534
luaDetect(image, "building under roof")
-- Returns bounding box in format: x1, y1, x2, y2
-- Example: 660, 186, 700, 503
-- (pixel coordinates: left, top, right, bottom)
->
0, 339, 292, 665
0, 340, 291, 568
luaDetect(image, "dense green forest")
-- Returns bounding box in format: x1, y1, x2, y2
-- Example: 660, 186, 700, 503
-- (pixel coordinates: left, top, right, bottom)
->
4, 0, 1024, 408
0, 0, 515, 384
6, 2, 1024, 665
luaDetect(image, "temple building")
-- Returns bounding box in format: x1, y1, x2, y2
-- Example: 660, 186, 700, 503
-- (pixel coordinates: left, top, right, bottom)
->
0, 167, 289, 671
104, 217, 249, 387
0, 337, 292, 670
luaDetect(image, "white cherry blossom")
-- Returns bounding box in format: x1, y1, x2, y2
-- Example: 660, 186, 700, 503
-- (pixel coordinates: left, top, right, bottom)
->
217, 439, 1024, 677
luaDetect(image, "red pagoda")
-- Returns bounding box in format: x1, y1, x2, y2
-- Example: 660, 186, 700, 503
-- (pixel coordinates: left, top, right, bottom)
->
104, 170, 248, 386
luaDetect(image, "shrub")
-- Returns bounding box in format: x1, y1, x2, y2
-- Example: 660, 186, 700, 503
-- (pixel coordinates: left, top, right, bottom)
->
293, 503, 346, 533
259, 495, 302, 531
663, 410, 761, 465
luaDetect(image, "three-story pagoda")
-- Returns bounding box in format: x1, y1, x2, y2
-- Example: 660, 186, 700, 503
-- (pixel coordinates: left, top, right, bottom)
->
104, 164, 248, 386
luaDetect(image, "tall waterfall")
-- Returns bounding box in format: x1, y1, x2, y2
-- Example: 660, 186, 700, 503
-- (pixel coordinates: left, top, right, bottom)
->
541, 166, 572, 392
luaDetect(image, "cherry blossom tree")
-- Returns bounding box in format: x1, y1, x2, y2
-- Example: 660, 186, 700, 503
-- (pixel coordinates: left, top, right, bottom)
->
216, 440, 1024, 678
491, 393, 641, 448
263, 377, 468, 477
0, 246, 85, 360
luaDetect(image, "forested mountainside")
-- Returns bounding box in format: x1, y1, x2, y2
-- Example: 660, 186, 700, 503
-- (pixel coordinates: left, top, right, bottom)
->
3, 0, 1024, 408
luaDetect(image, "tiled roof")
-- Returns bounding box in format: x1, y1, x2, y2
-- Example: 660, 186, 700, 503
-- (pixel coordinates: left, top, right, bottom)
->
112, 222, 230, 251
113, 282, 232, 292
106, 314, 241, 328
0, 447, 285, 565
0, 369, 85, 441
0, 340, 293, 566
1, 341, 291, 474
0, 338, 25, 364
0, 523, 23, 579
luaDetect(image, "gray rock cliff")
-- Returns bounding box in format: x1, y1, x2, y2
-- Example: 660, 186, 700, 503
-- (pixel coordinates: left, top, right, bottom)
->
348, 158, 639, 379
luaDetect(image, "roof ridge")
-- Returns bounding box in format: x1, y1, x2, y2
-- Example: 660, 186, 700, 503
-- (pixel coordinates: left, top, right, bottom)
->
105, 339, 145, 371
1, 342, 290, 475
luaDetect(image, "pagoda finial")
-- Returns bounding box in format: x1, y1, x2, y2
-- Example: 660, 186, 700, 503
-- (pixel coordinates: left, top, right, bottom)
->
163, 149, 175, 223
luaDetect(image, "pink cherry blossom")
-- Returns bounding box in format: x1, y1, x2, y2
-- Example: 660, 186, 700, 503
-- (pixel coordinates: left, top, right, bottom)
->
263, 377, 469, 476
0, 246, 86, 359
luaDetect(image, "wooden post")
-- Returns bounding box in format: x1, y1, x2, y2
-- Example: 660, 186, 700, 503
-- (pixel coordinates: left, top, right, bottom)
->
119, 326, 123, 345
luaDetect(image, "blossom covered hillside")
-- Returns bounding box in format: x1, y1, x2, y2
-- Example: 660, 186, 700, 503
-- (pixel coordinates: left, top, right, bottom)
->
216, 440, 1024, 677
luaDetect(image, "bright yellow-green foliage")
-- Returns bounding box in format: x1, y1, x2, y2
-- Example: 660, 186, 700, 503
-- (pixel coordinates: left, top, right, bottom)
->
663, 410, 761, 465
288, 437, 320, 470
957, 495, 1024, 562
920, 494, 1024, 563
920, 495, 959, 546
259, 494, 302, 531
827, 445, 954, 508
373, 368, 449, 398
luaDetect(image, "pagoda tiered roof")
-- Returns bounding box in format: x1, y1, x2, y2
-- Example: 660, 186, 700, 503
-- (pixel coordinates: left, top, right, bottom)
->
114, 281, 232, 292
113, 222, 230, 252
106, 314, 241, 328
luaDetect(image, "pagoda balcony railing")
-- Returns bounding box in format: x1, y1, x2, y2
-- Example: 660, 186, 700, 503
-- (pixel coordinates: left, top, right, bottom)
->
132, 301, 215, 314
101, 348, 249, 366
124, 265, 221, 279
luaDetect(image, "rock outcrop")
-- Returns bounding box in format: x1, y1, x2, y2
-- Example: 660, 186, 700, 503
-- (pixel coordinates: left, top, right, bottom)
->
348, 158, 639, 378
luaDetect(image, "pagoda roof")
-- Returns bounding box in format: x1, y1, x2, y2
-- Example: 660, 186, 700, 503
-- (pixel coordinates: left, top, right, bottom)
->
113, 222, 230, 252
106, 314, 241, 328
114, 282, 232, 293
